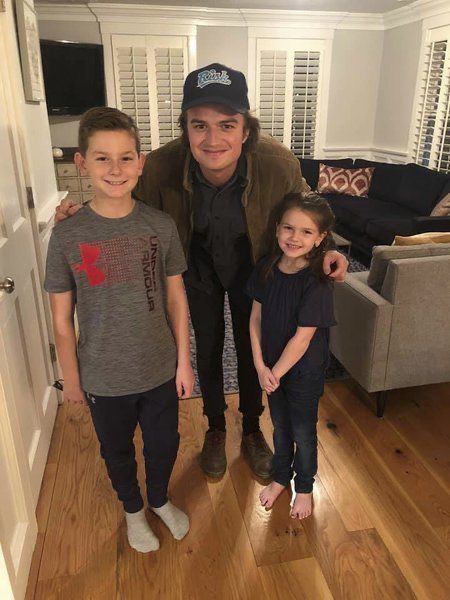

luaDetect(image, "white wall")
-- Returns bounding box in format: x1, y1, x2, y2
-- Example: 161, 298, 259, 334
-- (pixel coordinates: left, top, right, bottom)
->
373, 21, 422, 154
38, 20, 102, 147
197, 26, 248, 76
325, 29, 384, 151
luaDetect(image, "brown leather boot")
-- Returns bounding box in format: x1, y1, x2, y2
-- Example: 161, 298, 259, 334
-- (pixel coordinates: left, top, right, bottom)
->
199, 430, 227, 478
241, 431, 273, 479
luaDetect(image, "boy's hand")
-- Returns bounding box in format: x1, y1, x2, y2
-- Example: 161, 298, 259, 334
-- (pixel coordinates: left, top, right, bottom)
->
63, 383, 87, 406
323, 250, 348, 282
257, 366, 279, 394
54, 198, 83, 224
176, 363, 195, 399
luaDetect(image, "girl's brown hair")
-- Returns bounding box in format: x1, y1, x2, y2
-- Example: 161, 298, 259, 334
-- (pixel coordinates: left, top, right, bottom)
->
78, 107, 141, 156
261, 192, 336, 280
177, 107, 260, 154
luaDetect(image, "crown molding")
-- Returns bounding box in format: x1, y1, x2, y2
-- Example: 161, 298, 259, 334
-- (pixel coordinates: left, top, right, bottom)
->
35, 1, 449, 30
383, 0, 450, 30
36, 4, 96, 22
90, 3, 244, 26
32, 3, 384, 30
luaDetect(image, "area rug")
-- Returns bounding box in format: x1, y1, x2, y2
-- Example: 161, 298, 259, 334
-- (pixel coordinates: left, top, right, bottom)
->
189, 256, 366, 397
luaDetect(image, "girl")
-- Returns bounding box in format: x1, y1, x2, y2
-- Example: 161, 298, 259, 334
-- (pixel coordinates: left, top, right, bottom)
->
247, 192, 336, 519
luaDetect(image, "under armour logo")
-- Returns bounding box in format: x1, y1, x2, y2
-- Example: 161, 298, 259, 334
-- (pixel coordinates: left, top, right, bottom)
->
197, 69, 231, 89
73, 243, 105, 286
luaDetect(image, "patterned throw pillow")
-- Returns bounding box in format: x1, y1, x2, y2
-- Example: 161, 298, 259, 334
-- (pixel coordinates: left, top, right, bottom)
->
317, 164, 374, 197
430, 193, 450, 216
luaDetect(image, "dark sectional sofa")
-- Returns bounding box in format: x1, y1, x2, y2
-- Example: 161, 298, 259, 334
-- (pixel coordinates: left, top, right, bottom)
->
299, 157, 450, 264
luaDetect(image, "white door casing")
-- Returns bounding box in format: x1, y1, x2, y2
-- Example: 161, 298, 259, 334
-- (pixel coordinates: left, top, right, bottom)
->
0, 2, 58, 598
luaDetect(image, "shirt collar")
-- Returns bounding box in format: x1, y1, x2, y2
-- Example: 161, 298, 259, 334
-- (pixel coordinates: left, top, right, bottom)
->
190, 154, 248, 189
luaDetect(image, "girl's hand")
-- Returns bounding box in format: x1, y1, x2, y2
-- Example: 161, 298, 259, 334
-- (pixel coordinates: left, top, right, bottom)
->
257, 366, 279, 394
323, 250, 348, 282
63, 384, 87, 406
176, 363, 195, 399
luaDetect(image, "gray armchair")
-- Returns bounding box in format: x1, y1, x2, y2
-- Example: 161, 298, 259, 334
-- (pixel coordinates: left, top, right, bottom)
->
330, 244, 450, 416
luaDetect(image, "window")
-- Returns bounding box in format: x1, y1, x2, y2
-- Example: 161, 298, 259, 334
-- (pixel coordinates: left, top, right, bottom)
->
255, 39, 328, 158
412, 26, 450, 174
111, 35, 188, 152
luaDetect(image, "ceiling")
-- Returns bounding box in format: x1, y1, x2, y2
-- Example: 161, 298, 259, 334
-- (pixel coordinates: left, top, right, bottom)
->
35, 0, 418, 15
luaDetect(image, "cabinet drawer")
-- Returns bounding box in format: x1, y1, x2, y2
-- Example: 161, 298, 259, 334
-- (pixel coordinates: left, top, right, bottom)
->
58, 178, 80, 192
81, 178, 94, 192
56, 163, 78, 177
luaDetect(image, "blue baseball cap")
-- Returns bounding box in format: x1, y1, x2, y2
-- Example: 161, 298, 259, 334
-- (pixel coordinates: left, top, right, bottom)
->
182, 63, 250, 113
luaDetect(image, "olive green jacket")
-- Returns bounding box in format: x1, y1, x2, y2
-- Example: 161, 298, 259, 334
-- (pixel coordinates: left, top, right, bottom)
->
133, 133, 309, 261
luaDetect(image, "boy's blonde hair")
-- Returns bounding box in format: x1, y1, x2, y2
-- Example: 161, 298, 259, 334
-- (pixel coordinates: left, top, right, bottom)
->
78, 107, 141, 155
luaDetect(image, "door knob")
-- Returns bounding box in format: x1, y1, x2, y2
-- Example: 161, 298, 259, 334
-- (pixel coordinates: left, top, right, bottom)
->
0, 277, 15, 294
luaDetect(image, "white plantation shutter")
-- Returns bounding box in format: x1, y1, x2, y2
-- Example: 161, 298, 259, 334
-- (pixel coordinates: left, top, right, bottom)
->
291, 51, 320, 158
259, 51, 287, 142
114, 44, 152, 152
111, 35, 188, 152
412, 27, 450, 174
155, 48, 185, 146
256, 39, 325, 158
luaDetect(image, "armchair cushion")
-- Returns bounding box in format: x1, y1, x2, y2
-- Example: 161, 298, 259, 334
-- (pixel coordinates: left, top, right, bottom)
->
367, 244, 435, 293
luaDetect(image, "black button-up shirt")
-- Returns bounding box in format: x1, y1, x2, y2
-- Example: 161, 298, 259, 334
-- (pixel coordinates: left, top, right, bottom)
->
186, 155, 254, 292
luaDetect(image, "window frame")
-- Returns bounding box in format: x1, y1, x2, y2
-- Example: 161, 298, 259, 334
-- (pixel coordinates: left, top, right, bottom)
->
248, 28, 333, 158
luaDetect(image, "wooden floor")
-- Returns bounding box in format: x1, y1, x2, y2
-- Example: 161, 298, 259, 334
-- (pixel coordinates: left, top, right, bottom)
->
26, 381, 450, 599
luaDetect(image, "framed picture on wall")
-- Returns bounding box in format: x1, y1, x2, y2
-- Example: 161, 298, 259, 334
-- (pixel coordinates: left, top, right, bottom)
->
15, 0, 45, 101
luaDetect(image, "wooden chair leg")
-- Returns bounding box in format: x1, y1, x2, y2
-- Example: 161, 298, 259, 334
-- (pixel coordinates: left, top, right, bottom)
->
376, 390, 387, 417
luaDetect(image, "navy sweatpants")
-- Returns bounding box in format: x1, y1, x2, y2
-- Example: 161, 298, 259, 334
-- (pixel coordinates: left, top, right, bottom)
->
268, 371, 324, 494
86, 378, 179, 513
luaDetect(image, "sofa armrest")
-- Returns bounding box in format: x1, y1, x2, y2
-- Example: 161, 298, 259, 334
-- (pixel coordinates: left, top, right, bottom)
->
330, 275, 393, 392
413, 216, 450, 233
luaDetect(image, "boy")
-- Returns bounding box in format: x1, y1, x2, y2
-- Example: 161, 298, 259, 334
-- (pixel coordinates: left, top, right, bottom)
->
45, 107, 194, 553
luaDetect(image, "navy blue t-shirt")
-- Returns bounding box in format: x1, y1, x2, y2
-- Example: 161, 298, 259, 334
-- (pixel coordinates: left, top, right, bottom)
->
246, 262, 336, 375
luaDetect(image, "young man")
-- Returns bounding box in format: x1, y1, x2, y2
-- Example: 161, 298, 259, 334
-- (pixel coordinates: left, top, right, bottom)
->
55, 65, 348, 480
46, 107, 194, 553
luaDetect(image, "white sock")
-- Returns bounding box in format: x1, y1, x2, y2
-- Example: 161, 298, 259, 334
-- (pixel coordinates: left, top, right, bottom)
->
125, 508, 159, 553
151, 500, 189, 540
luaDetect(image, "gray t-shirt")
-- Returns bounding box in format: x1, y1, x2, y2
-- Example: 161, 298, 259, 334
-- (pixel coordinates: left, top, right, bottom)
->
45, 202, 186, 396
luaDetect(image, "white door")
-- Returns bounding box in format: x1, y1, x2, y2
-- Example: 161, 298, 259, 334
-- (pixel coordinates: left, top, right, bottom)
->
0, 11, 58, 600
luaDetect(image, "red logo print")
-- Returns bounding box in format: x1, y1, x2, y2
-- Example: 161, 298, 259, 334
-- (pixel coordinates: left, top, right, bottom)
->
73, 243, 105, 286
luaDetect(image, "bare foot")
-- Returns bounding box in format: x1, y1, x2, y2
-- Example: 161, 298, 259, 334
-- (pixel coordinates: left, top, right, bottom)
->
290, 492, 313, 519
259, 481, 286, 510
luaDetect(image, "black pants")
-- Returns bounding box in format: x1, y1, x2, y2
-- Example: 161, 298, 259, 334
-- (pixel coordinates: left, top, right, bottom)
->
186, 274, 263, 419
86, 378, 179, 513
268, 371, 324, 494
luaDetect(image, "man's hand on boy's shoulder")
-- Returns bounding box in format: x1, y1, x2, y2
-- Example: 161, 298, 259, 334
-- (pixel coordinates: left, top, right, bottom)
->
54, 198, 84, 224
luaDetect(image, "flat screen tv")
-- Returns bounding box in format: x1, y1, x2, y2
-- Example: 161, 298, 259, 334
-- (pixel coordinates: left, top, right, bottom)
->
40, 40, 106, 116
